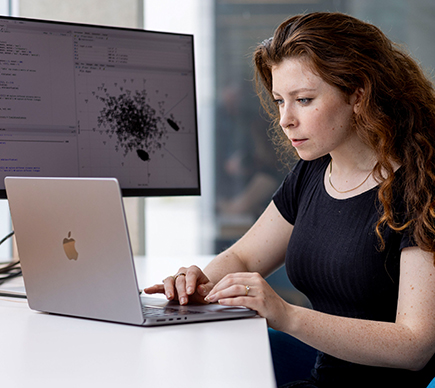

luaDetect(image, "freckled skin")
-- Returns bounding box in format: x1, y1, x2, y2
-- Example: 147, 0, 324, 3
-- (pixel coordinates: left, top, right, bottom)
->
271, 58, 359, 162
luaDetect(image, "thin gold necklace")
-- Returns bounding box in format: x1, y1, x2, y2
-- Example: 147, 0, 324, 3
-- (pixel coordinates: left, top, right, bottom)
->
328, 159, 372, 194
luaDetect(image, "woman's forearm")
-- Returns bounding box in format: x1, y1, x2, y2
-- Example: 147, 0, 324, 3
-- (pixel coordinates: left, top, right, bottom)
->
203, 250, 250, 286
204, 201, 291, 285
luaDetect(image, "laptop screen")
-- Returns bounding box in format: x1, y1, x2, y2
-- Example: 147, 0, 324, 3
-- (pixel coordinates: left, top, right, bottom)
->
0, 16, 200, 197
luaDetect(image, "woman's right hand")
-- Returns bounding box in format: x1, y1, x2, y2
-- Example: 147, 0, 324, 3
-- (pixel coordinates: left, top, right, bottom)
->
143, 265, 214, 305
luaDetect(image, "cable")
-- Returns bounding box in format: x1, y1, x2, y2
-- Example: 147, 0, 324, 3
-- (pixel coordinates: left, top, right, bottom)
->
0, 230, 26, 298
0, 231, 21, 286
0, 231, 14, 245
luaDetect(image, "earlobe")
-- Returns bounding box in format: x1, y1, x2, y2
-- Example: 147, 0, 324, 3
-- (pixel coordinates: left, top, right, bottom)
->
353, 87, 365, 114
354, 103, 361, 114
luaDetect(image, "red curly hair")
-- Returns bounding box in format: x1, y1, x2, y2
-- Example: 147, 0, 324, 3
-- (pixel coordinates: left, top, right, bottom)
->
254, 12, 435, 265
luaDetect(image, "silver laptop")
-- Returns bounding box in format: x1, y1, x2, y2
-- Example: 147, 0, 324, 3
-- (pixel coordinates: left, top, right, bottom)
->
5, 176, 256, 326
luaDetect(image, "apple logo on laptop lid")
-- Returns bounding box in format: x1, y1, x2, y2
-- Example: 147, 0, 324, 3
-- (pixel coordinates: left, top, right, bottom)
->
63, 231, 78, 261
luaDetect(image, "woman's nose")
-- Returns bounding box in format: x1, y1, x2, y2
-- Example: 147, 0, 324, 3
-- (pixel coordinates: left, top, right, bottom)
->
279, 107, 297, 132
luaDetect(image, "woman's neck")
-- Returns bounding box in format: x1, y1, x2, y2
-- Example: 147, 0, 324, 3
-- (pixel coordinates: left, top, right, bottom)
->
325, 145, 379, 199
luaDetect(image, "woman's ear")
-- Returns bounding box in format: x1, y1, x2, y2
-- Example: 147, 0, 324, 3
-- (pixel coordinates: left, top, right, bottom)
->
353, 87, 365, 114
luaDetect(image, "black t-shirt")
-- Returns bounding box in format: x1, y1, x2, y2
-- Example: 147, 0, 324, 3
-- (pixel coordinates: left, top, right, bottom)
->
273, 155, 434, 387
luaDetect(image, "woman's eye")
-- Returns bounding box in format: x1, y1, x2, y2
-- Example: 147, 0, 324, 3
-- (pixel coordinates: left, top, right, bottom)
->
273, 98, 284, 106
297, 98, 313, 105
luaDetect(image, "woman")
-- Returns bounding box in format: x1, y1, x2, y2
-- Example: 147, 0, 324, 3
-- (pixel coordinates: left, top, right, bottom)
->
145, 12, 435, 387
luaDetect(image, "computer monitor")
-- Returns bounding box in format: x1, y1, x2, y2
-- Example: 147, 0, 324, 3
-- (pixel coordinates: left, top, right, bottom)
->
0, 16, 200, 198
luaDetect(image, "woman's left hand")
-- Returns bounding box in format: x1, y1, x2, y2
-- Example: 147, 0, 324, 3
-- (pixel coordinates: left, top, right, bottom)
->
205, 272, 289, 330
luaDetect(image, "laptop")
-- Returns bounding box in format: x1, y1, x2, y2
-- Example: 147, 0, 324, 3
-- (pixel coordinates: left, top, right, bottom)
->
4, 176, 256, 326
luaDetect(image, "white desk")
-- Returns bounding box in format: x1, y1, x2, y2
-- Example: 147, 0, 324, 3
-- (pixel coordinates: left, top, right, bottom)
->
0, 256, 276, 388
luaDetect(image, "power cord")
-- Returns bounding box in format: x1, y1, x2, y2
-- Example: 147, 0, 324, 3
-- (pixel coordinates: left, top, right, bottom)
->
0, 230, 26, 299
0, 231, 22, 286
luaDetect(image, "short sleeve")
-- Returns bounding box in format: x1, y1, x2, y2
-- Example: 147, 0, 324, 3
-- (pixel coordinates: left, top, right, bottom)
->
272, 160, 305, 225
399, 227, 417, 251
390, 167, 418, 251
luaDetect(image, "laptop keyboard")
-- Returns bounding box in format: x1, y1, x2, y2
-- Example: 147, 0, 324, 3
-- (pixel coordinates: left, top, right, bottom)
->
142, 305, 204, 317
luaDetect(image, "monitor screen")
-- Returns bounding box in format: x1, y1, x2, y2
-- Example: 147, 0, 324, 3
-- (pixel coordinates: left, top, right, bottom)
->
0, 16, 200, 198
